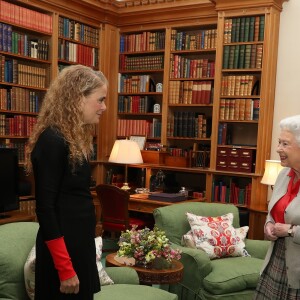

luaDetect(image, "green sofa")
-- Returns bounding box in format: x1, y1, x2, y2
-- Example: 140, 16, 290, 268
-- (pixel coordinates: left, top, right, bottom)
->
0, 222, 178, 300
154, 202, 270, 300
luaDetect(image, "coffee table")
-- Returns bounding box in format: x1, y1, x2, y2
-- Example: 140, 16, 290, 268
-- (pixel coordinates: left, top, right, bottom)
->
105, 252, 183, 285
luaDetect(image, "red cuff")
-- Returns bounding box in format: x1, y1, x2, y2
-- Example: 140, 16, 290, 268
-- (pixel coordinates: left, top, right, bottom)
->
46, 237, 76, 281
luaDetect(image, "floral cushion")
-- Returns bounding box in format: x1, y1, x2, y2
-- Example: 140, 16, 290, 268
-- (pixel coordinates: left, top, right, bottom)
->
185, 212, 249, 259
95, 236, 114, 286
24, 245, 35, 300
24, 237, 113, 300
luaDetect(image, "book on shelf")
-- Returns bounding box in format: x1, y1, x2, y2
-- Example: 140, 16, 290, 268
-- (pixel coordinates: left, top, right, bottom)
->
224, 15, 264, 44
171, 28, 217, 51
221, 75, 259, 96
212, 178, 252, 205
120, 31, 165, 52
0, 0, 52, 34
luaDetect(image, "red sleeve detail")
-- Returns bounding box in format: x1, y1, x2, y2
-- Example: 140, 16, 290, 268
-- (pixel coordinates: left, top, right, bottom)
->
46, 237, 76, 281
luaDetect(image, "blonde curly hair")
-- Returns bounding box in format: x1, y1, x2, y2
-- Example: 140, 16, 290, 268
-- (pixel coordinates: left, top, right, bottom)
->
25, 64, 108, 173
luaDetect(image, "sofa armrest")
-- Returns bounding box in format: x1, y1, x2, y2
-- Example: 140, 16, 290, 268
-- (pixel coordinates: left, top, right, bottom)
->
105, 267, 139, 285
173, 244, 212, 293
245, 239, 270, 259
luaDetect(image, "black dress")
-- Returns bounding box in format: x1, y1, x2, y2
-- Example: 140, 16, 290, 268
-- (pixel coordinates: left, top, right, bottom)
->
32, 127, 100, 300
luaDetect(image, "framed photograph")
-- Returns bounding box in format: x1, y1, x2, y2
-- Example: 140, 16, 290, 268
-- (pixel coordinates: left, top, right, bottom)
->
129, 135, 146, 150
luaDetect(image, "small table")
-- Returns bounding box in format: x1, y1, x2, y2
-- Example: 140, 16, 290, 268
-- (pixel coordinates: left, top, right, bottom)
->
106, 252, 184, 285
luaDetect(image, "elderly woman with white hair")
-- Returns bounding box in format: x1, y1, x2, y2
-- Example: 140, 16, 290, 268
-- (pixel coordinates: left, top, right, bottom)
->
254, 115, 300, 299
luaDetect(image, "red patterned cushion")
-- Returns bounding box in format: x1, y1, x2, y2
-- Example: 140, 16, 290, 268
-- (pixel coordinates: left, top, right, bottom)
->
186, 212, 249, 259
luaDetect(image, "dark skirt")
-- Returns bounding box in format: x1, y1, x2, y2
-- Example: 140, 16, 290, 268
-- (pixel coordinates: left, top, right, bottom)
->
253, 238, 300, 300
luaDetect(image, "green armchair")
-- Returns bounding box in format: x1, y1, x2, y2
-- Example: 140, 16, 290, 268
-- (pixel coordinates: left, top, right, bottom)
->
0, 222, 178, 300
153, 202, 270, 300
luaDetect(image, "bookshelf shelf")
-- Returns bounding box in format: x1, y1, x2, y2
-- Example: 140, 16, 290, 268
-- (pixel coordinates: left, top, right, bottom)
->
0, 110, 38, 116
0, 82, 48, 91
170, 77, 215, 81
0, 135, 30, 139
118, 112, 162, 116
119, 69, 164, 74
169, 104, 213, 107
222, 69, 262, 72
168, 137, 211, 141
0, 51, 51, 64
118, 92, 163, 96
58, 36, 100, 49
171, 49, 216, 54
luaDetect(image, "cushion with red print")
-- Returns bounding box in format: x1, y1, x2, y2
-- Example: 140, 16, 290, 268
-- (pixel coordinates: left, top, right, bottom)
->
185, 212, 249, 259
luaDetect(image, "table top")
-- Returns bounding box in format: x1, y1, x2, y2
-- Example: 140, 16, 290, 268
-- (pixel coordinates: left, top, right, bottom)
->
105, 252, 184, 285
91, 190, 204, 214
128, 193, 204, 213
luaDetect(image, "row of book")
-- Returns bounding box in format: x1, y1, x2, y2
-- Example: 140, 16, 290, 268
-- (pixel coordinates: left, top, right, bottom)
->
58, 16, 99, 46
171, 29, 217, 51
120, 31, 165, 53
223, 16, 265, 44
118, 96, 156, 114
0, 0, 52, 34
212, 179, 252, 206
170, 55, 215, 79
190, 145, 211, 168
0, 87, 41, 113
117, 118, 161, 138
19, 199, 36, 219
168, 80, 213, 105
58, 40, 99, 68
223, 44, 263, 69
219, 98, 259, 121
0, 23, 49, 60
118, 74, 156, 93
168, 147, 190, 157
119, 54, 164, 71
0, 140, 26, 162
0, 114, 37, 136
221, 75, 258, 96
167, 112, 211, 138
0, 55, 48, 88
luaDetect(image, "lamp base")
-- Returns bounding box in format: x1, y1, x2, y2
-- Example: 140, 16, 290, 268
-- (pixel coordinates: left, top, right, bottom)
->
121, 182, 131, 191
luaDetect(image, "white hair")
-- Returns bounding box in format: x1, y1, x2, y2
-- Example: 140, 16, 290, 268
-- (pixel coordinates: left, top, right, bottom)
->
279, 115, 300, 145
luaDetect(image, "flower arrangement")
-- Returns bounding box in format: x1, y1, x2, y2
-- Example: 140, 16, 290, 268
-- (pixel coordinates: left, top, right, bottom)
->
117, 225, 181, 265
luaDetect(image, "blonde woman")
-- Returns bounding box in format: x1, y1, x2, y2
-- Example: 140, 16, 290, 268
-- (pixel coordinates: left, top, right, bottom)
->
25, 65, 107, 300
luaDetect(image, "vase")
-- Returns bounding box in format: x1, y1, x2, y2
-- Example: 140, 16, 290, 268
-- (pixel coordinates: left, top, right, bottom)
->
152, 257, 172, 270
135, 259, 153, 268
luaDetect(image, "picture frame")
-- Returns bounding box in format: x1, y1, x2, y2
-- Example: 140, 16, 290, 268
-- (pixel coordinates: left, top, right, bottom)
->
129, 135, 146, 150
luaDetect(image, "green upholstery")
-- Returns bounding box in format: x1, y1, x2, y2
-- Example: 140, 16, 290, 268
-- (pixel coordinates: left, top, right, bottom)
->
0, 222, 177, 300
153, 202, 270, 300
100, 285, 178, 300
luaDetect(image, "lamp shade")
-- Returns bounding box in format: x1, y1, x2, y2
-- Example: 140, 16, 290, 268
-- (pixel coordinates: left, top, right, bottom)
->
108, 140, 143, 164
261, 160, 284, 186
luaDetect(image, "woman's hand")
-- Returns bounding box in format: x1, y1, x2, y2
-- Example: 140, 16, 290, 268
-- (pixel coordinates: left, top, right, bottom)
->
265, 222, 278, 241
60, 274, 80, 294
273, 222, 291, 238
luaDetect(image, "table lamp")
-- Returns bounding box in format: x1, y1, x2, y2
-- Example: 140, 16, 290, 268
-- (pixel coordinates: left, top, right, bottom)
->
108, 139, 143, 190
261, 160, 284, 190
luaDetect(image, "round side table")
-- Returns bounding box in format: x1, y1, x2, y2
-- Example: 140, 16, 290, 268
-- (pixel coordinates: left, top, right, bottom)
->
105, 252, 184, 285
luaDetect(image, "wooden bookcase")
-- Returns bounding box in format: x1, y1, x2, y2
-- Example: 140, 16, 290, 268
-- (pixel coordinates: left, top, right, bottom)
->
117, 29, 165, 143
0, 0, 104, 196
0, 0, 286, 239
108, 0, 286, 239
